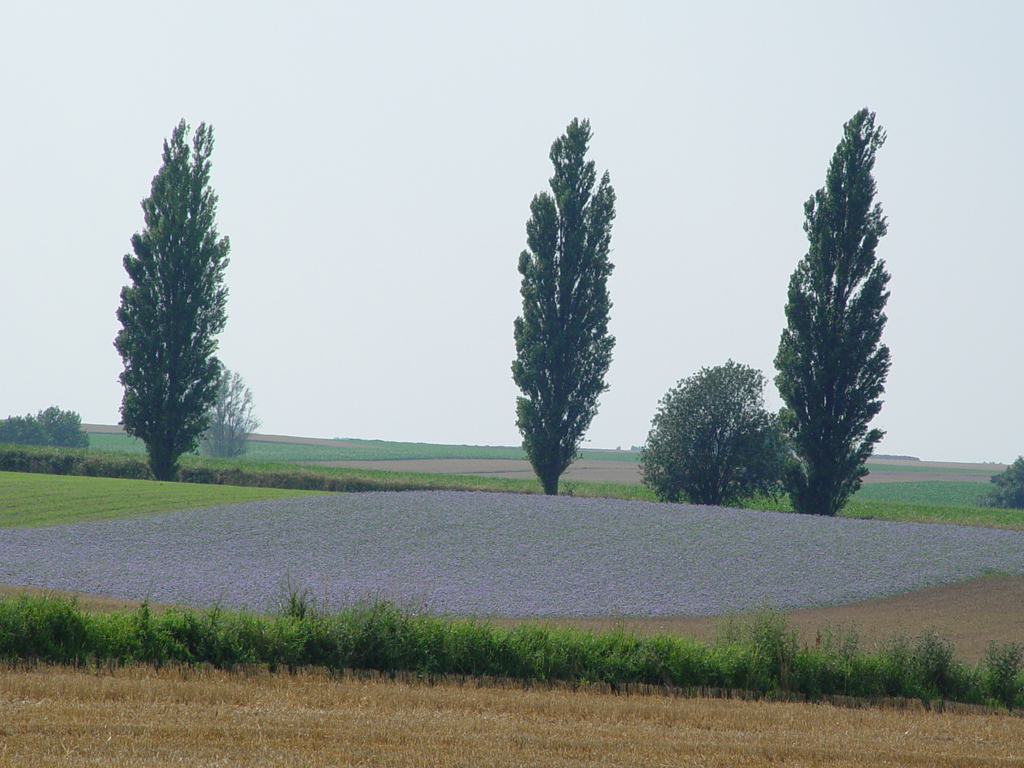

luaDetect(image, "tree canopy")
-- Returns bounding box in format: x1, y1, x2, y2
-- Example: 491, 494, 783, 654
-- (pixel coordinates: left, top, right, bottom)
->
114, 119, 230, 481
640, 361, 788, 506
986, 457, 1024, 509
774, 108, 891, 516
0, 406, 89, 448
512, 118, 616, 496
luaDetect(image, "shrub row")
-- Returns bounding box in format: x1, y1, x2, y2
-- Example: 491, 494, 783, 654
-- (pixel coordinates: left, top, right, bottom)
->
1, 595, 1021, 710
0, 444, 151, 479
0, 445, 472, 493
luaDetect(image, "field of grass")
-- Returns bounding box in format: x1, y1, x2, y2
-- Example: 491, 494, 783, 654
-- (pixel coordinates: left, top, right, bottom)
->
852, 480, 992, 506
842, 498, 1024, 529
0, 471, 316, 528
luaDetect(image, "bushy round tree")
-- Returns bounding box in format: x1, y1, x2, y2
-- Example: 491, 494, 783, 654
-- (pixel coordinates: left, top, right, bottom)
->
986, 457, 1024, 509
640, 361, 789, 506
0, 407, 88, 448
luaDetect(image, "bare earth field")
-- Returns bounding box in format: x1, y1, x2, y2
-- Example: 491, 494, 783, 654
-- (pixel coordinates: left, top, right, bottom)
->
1, 664, 1022, 767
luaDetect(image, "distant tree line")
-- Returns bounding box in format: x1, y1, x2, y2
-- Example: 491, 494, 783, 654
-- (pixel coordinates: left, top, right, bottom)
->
0, 406, 89, 449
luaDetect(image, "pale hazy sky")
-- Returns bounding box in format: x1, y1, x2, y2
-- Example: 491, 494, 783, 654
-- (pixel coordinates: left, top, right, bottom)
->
1, 1, 1021, 463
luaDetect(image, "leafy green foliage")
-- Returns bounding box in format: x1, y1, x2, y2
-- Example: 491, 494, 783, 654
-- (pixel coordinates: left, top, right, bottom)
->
202, 368, 261, 458
775, 108, 891, 516
0, 594, 1019, 708
114, 119, 230, 481
986, 456, 1024, 509
983, 640, 1024, 708
512, 118, 616, 495
0, 406, 88, 448
640, 362, 789, 506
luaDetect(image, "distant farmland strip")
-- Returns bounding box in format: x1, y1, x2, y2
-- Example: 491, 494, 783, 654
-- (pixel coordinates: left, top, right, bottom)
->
85, 431, 640, 463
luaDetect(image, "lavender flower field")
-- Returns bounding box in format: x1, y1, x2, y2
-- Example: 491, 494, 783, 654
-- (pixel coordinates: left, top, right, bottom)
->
2, 491, 1022, 617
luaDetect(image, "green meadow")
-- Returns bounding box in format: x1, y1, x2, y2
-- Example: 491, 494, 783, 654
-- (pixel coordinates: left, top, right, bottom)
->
0, 471, 315, 528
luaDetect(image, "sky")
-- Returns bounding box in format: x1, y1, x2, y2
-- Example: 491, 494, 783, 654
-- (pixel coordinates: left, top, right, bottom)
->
1, 1, 1022, 463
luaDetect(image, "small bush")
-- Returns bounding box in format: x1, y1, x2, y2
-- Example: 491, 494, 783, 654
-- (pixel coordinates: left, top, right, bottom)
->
0, 445, 151, 479
983, 640, 1024, 708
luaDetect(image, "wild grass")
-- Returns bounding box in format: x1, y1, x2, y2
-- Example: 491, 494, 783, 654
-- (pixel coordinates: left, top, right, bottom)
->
0, 594, 1020, 710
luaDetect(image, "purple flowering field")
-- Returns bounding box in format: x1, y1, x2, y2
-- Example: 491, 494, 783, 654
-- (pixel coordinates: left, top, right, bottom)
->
1, 490, 1022, 616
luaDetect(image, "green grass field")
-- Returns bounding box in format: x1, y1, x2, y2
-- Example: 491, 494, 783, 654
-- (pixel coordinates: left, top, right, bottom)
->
0, 472, 316, 528
852, 480, 991, 507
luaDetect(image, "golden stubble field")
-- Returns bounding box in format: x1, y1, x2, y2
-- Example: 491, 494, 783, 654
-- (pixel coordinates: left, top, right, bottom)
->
1, 664, 1022, 767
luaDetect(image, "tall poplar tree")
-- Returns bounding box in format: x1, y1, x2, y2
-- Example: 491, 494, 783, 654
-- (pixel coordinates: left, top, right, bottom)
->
114, 120, 230, 481
512, 118, 616, 496
774, 108, 891, 516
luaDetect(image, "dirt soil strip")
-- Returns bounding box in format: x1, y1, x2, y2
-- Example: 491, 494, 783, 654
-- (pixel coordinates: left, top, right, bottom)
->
3, 576, 1021, 664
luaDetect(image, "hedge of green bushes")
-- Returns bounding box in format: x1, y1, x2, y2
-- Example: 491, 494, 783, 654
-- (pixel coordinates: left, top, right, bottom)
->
1, 594, 1020, 710
0, 444, 492, 493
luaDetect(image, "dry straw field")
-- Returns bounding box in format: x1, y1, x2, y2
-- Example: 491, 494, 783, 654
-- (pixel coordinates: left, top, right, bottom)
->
2, 664, 1023, 767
